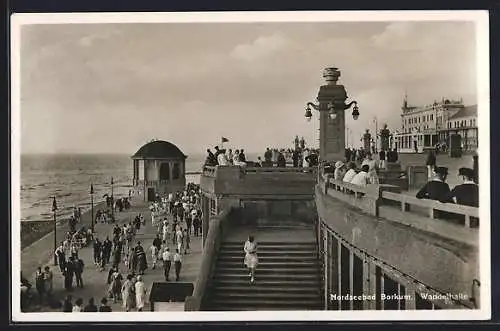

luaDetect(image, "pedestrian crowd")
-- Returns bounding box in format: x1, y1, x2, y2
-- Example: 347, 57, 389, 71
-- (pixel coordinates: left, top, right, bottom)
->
203, 135, 319, 170
21, 183, 203, 312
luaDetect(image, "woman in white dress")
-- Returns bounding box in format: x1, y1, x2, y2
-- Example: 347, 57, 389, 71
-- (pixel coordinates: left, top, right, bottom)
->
243, 236, 258, 283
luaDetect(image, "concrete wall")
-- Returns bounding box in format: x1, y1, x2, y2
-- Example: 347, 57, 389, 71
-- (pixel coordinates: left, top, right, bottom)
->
200, 166, 314, 197
315, 184, 479, 298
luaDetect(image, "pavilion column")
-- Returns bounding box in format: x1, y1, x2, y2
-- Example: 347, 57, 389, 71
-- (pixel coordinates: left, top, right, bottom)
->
169, 162, 174, 181
143, 160, 147, 201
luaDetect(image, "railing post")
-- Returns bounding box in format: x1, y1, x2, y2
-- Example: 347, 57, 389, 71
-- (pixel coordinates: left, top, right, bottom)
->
349, 250, 354, 310
363, 256, 376, 310
465, 215, 471, 228
324, 230, 329, 310
380, 272, 385, 311
337, 240, 342, 310
405, 283, 417, 310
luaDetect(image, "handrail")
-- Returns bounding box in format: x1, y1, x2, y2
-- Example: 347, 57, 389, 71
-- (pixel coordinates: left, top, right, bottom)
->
184, 208, 233, 311
318, 175, 480, 229
202, 165, 313, 176
381, 191, 479, 227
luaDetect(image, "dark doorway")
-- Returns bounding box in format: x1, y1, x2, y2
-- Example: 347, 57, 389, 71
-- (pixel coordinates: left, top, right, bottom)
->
148, 188, 155, 202
160, 163, 170, 180
173, 163, 180, 179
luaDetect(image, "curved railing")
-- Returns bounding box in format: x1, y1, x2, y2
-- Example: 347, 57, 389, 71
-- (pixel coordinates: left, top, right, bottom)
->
316, 217, 479, 310
315, 172, 480, 310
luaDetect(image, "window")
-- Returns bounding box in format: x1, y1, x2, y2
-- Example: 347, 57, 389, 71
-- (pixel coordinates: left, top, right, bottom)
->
431, 114, 434, 121
159, 163, 170, 180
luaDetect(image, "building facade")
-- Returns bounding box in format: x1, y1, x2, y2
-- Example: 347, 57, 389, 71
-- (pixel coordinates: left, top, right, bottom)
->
395, 96, 478, 153
132, 139, 187, 201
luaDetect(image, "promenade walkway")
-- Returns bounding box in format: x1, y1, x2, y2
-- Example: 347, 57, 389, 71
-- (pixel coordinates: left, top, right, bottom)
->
23, 198, 203, 313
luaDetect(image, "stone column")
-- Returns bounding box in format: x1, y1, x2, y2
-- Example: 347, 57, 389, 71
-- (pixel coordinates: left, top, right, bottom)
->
318, 68, 349, 162
169, 162, 174, 181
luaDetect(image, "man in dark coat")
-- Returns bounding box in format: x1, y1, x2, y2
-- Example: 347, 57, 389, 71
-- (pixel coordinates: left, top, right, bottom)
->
63, 257, 75, 291
134, 242, 148, 275
102, 237, 113, 266
153, 234, 162, 251
416, 166, 451, 202
73, 256, 85, 288
93, 238, 102, 266
442, 168, 479, 207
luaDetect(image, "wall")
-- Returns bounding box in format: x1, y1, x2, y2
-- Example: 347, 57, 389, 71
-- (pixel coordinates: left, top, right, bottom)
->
200, 166, 315, 197
315, 185, 478, 298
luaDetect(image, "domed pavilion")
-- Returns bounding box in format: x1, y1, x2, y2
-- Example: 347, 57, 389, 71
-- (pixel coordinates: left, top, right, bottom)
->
132, 139, 187, 201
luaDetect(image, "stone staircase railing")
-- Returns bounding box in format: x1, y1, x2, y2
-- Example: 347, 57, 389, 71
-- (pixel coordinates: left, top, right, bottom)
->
184, 208, 235, 311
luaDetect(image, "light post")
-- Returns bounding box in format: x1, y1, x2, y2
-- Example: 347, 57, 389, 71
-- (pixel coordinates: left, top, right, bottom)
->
52, 196, 58, 266
90, 183, 94, 234
111, 177, 114, 222
304, 67, 360, 162
373, 116, 378, 153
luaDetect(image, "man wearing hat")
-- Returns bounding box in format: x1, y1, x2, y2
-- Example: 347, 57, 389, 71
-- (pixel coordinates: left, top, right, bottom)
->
416, 166, 452, 202
442, 167, 479, 207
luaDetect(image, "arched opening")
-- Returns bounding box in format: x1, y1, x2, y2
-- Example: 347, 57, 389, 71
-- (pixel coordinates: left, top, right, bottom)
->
173, 163, 180, 180
159, 162, 170, 180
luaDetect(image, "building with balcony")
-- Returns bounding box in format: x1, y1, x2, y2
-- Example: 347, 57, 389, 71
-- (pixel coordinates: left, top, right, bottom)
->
132, 139, 187, 201
395, 96, 478, 153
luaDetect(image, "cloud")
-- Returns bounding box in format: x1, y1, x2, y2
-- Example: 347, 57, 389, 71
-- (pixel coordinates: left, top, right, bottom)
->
230, 32, 292, 62
19, 22, 478, 154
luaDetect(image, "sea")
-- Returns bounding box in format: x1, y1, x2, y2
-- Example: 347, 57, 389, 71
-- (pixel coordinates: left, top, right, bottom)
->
20, 153, 207, 223
20, 152, 261, 223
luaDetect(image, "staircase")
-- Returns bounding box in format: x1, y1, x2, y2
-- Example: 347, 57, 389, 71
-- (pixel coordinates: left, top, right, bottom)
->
204, 240, 323, 311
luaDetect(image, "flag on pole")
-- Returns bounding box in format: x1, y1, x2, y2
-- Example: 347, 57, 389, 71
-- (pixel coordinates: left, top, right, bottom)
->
90, 183, 94, 195
221, 137, 229, 143
52, 197, 57, 212
111, 177, 114, 185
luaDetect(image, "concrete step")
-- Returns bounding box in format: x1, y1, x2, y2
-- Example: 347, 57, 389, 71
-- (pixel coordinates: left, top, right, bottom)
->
212, 279, 320, 287
213, 273, 321, 280
220, 243, 317, 251
211, 291, 320, 300
217, 255, 317, 262
211, 285, 321, 294
214, 266, 320, 274
223, 241, 316, 246
216, 261, 317, 268
208, 298, 322, 309
218, 250, 316, 256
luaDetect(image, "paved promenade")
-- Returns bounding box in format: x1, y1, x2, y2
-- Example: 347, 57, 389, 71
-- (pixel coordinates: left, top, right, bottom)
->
23, 198, 203, 313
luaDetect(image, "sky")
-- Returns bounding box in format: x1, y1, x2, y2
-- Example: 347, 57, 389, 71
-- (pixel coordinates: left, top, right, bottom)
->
18, 20, 477, 155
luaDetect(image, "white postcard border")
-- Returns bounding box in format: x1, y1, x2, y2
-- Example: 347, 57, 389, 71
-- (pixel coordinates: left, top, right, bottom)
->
10, 10, 491, 322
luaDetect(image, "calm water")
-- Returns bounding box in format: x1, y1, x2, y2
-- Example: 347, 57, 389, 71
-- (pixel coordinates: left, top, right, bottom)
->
19, 153, 207, 222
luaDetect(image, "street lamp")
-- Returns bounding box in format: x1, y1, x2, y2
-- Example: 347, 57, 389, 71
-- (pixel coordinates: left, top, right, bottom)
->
90, 183, 94, 234
52, 196, 58, 266
111, 177, 114, 222
305, 101, 359, 122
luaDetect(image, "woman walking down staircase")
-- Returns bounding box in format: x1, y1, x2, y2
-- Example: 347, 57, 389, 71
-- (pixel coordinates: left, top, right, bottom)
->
203, 227, 322, 311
